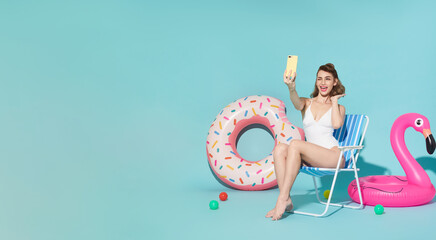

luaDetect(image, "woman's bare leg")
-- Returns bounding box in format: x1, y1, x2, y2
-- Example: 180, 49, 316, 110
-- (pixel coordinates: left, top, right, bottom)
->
271, 142, 300, 220
265, 143, 290, 218
271, 140, 343, 220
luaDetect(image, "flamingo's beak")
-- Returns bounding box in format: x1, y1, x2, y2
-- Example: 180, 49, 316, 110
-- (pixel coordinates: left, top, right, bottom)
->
423, 129, 435, 154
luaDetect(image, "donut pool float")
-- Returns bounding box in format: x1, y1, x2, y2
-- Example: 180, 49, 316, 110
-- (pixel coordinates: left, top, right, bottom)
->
206, 95, 304, 190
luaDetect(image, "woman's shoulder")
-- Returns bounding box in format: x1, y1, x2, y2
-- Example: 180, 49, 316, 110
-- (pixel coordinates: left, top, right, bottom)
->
336, 103, 346, 115
300, 97, 311, 104
300, 97, 311, 112
339, 104, 345, 112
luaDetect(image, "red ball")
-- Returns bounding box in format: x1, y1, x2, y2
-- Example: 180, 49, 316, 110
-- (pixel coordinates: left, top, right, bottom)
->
219, 192, 228, 201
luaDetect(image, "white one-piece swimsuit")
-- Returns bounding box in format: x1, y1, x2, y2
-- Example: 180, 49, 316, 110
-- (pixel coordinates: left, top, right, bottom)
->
302, 99, 339, 149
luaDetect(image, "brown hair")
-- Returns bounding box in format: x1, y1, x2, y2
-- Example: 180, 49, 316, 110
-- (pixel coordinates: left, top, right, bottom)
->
310, 63, 345, 98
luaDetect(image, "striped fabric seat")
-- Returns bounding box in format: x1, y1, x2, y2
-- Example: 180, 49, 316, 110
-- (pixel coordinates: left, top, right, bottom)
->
299, 114, 367, 177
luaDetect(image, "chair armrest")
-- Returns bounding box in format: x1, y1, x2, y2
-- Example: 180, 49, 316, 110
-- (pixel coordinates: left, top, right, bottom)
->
338, 145, 364, 151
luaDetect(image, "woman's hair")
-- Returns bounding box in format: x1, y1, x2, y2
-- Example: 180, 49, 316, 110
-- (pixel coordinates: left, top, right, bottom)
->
310, 63, 345, 98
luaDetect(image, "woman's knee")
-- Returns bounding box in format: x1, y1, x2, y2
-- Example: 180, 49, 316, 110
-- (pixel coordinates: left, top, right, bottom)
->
288, 139, 303, 152
273, 143, 288, 157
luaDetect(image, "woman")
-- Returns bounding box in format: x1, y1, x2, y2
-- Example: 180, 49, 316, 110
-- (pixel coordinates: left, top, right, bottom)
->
266, 63, 346, 221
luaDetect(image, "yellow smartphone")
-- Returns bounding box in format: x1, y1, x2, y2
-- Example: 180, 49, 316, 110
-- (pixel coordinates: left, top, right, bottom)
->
286, 55, 298, 76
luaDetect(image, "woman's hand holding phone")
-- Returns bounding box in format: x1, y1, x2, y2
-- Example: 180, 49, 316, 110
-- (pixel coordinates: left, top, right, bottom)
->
284, 55, 298, 91
283, 69, 297, 91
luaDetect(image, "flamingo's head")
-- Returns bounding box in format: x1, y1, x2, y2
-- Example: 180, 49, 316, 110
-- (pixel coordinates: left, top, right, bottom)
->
408, 113, 435, 154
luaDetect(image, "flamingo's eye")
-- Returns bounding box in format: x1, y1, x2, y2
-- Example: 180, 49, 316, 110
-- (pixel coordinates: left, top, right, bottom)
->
415, 118, 424, 127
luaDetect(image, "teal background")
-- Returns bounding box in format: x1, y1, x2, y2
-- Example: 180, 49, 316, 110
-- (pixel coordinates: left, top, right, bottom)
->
1, 0, 436, 239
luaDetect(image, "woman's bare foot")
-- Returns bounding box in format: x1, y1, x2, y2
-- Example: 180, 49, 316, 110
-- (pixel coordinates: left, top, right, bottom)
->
272, 196, 293, 221
285, 201, 294, 212
265, 208, 275, 218
266, 195, 292, 218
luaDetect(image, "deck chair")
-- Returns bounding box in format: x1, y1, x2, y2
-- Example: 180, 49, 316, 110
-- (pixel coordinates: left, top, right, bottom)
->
293, 114, 369, 217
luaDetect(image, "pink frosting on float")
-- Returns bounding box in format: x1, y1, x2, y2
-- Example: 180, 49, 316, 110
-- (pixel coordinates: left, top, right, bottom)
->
227, 115, 277, 163
206, 95, 305, 191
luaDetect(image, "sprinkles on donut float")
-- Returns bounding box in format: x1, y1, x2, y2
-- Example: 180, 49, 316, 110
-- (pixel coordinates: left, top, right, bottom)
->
206, 95, 305, 190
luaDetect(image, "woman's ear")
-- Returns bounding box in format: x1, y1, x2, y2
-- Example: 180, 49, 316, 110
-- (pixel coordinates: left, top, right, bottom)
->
334, 78, 338, 86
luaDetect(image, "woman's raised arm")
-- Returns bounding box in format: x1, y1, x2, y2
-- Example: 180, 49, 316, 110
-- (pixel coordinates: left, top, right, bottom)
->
330, 94, 346, 129
283, 69, 306, 111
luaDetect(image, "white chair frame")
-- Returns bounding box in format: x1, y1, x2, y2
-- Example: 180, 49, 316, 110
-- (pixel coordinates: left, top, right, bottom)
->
293, 116, 369, 217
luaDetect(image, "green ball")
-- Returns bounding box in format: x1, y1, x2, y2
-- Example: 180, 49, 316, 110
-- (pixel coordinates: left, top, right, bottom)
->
374, 204, 384, 215
209, 200, 219, 210
323, 190, 330, 199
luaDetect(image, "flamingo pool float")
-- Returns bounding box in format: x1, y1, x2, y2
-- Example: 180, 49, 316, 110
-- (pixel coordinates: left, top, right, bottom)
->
348, 113, 436, 207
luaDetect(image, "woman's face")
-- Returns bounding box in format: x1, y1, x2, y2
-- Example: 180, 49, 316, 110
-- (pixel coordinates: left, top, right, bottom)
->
316, 70, 337, 97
